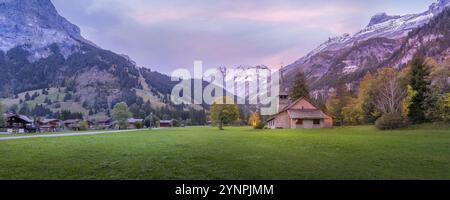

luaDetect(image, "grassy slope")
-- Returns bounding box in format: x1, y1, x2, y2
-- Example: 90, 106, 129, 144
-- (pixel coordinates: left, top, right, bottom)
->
0, 87, 65, 108
0, 125, 449, 180
0, 87, 112, 118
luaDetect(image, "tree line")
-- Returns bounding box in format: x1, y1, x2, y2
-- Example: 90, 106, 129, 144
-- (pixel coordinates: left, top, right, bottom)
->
325, 56, 449, 129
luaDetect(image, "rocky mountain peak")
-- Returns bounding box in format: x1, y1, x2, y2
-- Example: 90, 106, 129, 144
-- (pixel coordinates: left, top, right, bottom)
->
0, 0, 92, 59
1, 0, 57, 13
0, 0, 81, 36
283, 0, 450, 93
367, 12, 401, 27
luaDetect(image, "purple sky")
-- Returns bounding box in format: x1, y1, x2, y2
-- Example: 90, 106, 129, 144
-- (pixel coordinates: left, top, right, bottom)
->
51, 0, 435, 73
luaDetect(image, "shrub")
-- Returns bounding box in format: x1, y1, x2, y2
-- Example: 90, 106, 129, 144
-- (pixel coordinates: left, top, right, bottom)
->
68, 124, 80, 131
134, 122, 144, 129
375, 113, 406, 130
79, 120, 89, 131
173, 119, 181, 127
254, 122, 267, 130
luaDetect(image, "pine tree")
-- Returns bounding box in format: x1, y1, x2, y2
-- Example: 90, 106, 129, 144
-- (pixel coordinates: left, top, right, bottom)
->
44, 97, 52, 105
31, 92, 39, 100
408, 56, 431, 124
289, 71, 310, 100
24, 92, 31, 101
19, 103, 30, 115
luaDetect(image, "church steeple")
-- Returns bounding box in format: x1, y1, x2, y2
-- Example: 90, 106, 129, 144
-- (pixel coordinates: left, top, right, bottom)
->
278, 65, 290, 110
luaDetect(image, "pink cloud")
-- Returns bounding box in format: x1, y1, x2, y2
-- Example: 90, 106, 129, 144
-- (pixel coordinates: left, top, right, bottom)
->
259, 47, 308, 69
222, 6, 359, 22
221, 6, 362, 34
125, 3, 362, 34
128, 7, 201, 25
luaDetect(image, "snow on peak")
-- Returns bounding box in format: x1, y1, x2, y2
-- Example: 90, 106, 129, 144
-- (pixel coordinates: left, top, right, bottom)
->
367, 12, 401, 27
294, 0, 450, 65
302, 33, 351, 60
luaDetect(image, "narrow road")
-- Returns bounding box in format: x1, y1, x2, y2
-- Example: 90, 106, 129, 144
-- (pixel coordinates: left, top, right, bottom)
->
0, 129, 146, 142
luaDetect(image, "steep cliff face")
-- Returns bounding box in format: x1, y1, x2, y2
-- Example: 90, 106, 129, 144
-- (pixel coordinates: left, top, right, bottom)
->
283, 0, 450, 93
0, 0, 96, 60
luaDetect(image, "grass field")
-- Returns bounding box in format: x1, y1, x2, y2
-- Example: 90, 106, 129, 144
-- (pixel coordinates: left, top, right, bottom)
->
0, 130, 115, 137
0, 125, 449, 180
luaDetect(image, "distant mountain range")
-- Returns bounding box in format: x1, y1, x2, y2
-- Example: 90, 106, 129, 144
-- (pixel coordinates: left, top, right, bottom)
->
1, 0, 449, 117
283, 0, 450, 95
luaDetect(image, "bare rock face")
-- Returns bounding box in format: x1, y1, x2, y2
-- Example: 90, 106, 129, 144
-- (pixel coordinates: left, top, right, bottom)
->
0, 0, 96, 60
284, 0, 450, 93
367, 13, 401, 27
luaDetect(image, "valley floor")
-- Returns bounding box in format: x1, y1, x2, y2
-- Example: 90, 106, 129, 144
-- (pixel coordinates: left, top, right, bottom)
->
0, 129, 140, 141
0, 125, 449, 180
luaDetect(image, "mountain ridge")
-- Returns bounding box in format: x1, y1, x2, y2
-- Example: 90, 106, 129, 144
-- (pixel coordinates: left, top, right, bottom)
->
283, 0, 450, 94
0, 0, 185, 119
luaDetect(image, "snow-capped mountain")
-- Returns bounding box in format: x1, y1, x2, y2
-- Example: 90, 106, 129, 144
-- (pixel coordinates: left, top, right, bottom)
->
284, 0, 450, 93
302, 0, 449, 59
210, 65, 272, 99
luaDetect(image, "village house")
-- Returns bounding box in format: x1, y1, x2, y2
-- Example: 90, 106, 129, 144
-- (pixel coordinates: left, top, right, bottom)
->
160, 120, 174, 128
127, 118, 144, 129
266, 74, 333, 129
5, 114, 37, 133
37, 119, 63, 132
267, 97, 333, 129
63, 119, 81, 130
63, 119, 94, 131
96, 118, 113, 130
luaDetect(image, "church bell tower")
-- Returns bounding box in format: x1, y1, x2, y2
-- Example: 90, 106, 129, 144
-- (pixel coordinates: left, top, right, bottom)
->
278, 66, 291, 111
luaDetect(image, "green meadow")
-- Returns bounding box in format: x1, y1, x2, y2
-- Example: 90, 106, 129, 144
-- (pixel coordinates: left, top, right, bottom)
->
0, 125, 449, 180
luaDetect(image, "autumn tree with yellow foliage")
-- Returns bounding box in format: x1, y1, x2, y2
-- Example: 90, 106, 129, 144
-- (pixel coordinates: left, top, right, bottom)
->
355, 73, 378, 124
248, 112, 261, 128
